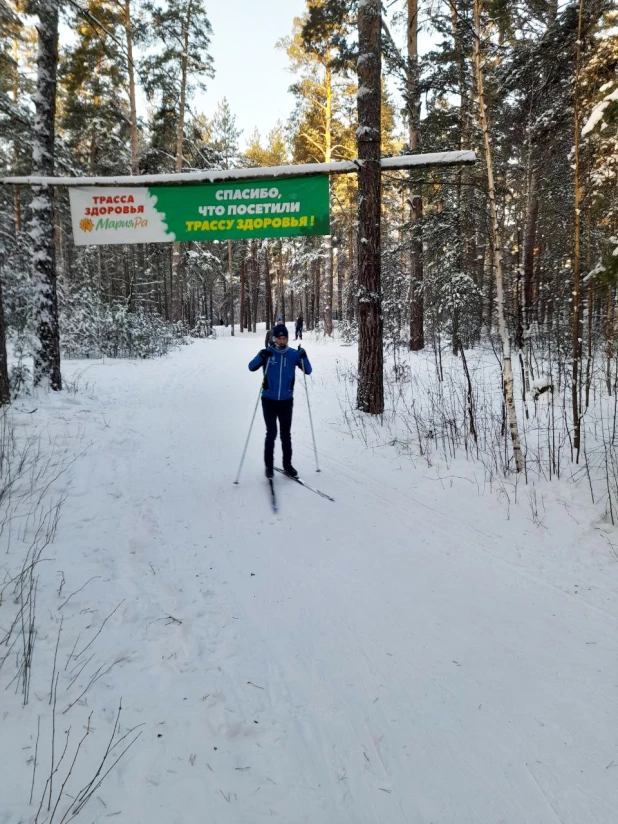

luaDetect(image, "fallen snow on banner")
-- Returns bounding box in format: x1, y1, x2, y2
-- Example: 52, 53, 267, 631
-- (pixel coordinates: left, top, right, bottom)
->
69, 176, 330, 246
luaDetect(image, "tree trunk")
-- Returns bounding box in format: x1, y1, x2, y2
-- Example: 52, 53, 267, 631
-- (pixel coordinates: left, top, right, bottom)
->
473, 0, 522, 471
572, 0, 584, 458
356, 0, 383, 414
310, 262, 316, 329
324, 234, 334, 335
239, 244, 246, 332
170, 2, 192, 320
606, 286, 615, 395
347, 223, 355, 322
522, 172, 538, 331
124, 0, 139, 175
12, 36, 21, 233
228, 240, 234, 335
251, 240, 259, 332
408, 0, 424, 351
321, 61, 334, 337
337, 245, 343, 326
264, 242, 273, 328
31, 0, 61, 391
313, 260, 322, 329
0, 265, 10, 404
278, 239, 285, 324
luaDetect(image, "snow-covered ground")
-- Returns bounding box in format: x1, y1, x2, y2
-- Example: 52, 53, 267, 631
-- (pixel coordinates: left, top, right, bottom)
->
2, 328, 618, 824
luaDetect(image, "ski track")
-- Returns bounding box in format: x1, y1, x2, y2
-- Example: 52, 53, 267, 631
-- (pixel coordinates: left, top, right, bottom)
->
7, 336, 618, 824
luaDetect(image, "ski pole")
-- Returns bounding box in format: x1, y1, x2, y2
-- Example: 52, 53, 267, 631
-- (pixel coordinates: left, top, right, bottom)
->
299, 346, 320, 472
234, 357, 270, 485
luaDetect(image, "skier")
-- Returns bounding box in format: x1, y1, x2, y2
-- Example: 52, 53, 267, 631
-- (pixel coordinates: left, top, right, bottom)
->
249, 324, 312, 479
295, 314, 303, 340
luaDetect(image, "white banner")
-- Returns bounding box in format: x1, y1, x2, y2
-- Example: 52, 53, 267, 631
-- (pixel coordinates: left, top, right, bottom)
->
68, 187, 175, 246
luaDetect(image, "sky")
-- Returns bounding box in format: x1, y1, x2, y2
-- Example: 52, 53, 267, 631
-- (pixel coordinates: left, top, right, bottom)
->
201, 0, 432, 152
203, 0, 308, 147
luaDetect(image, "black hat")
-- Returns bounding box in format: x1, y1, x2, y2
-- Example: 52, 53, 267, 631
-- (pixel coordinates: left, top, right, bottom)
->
273, 324, 288, 338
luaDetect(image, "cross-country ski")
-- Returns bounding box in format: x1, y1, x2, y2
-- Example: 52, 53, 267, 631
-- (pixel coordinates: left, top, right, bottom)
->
274, 467, 335, 502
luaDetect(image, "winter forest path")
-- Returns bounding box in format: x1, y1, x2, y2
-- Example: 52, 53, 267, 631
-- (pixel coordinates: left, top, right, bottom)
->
24, 333, 618, 824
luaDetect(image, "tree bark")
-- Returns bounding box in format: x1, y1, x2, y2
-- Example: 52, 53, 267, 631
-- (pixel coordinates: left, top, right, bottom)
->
264, 242, 273, 328
30, 0, 61, 390
228, 240, 234, 335
124, 0, 139, 175
0, 266, 10, 404
336, 245, 342, 325
408, 0, 424, 351
312, 258, 320, 330
324, 234, 334, 335
171, 0, 193, 320
356, 0, 383, 414
251, 240, 259, 332
278, 239, 285, 324
606, 286, 615, 395
473, 0, 523, 471
522, 172, 538, 331
239, 244, 246, 332
12, 35, 22, 233
572, 0, 584, 458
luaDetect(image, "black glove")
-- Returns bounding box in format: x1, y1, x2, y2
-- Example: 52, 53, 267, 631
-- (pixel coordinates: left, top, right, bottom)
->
259, 348, 273, 361
297, 348, 307, 360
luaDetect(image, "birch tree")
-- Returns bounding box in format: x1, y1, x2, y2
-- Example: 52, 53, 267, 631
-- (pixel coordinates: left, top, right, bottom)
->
472, 0, 523, 471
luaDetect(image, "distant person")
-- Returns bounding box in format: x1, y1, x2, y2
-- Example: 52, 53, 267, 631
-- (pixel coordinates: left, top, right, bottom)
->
249, 324, 312, 479
264, 314, 284, 347
295, 314, 303, 341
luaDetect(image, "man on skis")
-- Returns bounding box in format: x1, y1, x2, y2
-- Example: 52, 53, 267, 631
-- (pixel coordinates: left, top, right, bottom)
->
248, 323, 312, 480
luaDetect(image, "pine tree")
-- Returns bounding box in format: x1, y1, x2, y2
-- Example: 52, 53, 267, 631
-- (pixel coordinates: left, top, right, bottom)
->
208, 97, 242, 169
407, 0, 424, 351
286, 1, 358, 335
356, 0, 383, 414
142, 0, 214, 319
29, 0, 61, 390
245, 124, 290, 168
59, 0, 131, 175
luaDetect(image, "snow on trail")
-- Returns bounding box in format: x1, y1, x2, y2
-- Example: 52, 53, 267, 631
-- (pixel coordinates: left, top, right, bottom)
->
2, 331, 618, 824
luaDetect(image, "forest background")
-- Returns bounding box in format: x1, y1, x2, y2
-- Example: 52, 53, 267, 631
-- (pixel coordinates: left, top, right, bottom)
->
0, 0, 617, 486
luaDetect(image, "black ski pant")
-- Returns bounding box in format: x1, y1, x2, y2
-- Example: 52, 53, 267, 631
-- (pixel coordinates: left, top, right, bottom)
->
262, 397, 293, 471
295, 327, 302, 340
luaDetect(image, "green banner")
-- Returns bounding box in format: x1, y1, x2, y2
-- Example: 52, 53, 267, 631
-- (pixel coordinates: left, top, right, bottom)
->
155, 175, 330, 241
69, 175, 330, 246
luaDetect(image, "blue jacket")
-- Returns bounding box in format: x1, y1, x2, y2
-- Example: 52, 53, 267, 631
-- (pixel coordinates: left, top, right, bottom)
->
248, 345, 312, 401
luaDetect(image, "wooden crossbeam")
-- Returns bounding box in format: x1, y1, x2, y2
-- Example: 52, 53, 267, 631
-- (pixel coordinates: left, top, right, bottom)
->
0, 151, 475, 187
